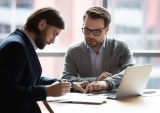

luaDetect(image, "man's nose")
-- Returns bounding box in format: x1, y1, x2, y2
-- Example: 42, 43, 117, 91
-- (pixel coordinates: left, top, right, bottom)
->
50, 38, 55, 44
87, 31, 94, 38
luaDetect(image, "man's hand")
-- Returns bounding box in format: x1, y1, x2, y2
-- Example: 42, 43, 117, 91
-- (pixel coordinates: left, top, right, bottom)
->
96, 71, 112, 81
72, 81, 90, 93
84, 81, 109, 93
46, 79, 71, 97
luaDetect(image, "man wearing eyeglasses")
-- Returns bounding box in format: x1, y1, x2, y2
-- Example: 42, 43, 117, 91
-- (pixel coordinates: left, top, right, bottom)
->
62, 6, 135, 93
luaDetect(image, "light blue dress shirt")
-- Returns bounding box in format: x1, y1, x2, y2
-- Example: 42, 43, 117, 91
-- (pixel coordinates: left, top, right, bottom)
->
88, 39, 106, 77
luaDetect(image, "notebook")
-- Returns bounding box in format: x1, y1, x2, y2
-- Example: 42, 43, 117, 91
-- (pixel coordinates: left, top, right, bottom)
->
92, 64, 153, 99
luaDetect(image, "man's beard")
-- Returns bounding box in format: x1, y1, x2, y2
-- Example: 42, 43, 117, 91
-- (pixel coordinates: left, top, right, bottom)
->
86, 39, 102, 48
35, 29, 47, 49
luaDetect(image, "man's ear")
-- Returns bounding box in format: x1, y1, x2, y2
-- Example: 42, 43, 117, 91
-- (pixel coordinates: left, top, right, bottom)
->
105, 26, 109, 32
38, 19, 47, 31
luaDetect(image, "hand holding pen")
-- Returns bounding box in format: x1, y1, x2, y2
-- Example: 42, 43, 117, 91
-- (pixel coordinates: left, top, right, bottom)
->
46, 79, 71, 97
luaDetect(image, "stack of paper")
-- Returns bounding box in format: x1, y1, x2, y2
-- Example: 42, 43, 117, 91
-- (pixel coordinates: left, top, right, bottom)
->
47, 93, 106, 104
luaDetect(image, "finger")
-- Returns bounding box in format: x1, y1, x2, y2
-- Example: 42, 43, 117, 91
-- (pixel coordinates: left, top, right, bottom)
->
98, 74, 109, 81
64, 82, 72, 88
88, 86, 94, 93
101, 76, 106, 80
62, 90, 70, 95
93, 85, 98, 90
106, 72, 112, 76
84, 86, 89, 93
84, 81, 90, 84
61, 83, 72, 91
97, 76, 105, 81
61, 79, 67, 82
85, 85, 93, 93
74, 83, 85, 93
81, 81, 89, 88
77, 87, 85, 93
64, 88, 71, 92
93, 85, 101, 90
66, 82, 72, 87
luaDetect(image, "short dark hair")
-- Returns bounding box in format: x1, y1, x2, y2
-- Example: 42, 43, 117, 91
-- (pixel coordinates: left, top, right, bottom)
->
83, 6, 111, 27
25, 7, 65, 33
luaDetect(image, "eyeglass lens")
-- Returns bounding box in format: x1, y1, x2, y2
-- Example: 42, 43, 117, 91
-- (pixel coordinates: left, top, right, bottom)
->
82, 28, 103, 36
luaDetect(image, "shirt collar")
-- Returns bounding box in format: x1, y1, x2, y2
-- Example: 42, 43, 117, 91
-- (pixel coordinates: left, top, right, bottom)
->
19, 27, 37, 50
87, 37, 106, 50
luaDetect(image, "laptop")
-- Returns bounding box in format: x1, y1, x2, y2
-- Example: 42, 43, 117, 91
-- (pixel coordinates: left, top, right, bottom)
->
93, 64, 153, 99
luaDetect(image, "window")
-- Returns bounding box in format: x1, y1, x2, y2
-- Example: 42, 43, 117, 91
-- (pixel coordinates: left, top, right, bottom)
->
116, 0, 141, 9
0, 23, 10, 33
106, 0, 160, 50
116, 25, 140, 34
105, 0, 160, 88
16, 0, 33, 8
1, 0, 159, 89
0, 0, 102, 79
0, 0, 11, 7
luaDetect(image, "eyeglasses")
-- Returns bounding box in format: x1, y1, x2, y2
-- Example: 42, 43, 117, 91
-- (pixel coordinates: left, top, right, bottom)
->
82, 27, 105, 36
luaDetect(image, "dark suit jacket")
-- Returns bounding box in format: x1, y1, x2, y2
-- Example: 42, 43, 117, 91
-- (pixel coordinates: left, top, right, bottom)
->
0, 29, 57, 113
62, 38, 135, 89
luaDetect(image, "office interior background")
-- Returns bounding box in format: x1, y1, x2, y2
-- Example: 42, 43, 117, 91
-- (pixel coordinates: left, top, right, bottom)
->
0, 0, 160, 89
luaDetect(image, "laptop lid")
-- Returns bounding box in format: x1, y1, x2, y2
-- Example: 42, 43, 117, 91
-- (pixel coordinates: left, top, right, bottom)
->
112, 64, 153, 99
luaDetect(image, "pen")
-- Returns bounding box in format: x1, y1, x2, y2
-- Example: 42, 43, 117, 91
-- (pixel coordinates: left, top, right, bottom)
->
58, 80, 62, 83
58, 79, 72, 87
57, 79, 69, 83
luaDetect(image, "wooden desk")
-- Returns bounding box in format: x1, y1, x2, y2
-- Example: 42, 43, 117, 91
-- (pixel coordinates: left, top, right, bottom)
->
45, 90, 160, 113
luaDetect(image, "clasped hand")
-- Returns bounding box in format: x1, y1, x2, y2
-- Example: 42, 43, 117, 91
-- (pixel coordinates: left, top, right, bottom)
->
72, 71, 112, 93
72, 81, 108, 93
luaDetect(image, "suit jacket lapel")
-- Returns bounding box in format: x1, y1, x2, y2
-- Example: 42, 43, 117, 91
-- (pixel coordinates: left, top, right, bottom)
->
102, 39, 113, 72
14, 29, 42, 74
81, 42, 93, 76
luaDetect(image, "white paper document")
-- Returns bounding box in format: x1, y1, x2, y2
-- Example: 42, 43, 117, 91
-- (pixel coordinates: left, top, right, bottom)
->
47, 93, 106, 104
